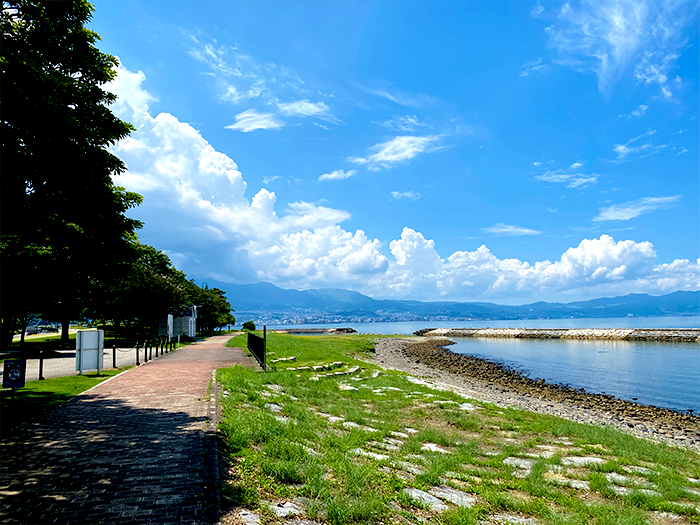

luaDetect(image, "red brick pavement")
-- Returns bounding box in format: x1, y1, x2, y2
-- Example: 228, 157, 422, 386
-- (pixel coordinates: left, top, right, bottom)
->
0, 336, 254, 524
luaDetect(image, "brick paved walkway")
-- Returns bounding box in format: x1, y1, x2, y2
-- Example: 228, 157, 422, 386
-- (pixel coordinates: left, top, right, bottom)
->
0, 336, 254, 524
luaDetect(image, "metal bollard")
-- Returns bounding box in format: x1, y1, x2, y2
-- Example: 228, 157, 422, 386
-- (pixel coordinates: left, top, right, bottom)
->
144, 343, 149, 363
113, 343, 117, 369
136, 344, 140, 366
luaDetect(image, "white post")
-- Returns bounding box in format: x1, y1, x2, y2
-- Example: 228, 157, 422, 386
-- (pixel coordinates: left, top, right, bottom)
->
167, 314, 174, 342
97, 330, 103, 376
77, 331, 84, 375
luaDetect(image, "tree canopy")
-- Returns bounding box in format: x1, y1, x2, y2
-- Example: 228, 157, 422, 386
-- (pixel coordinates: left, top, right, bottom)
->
1, 0, 144, 344
1, 1, 236, 346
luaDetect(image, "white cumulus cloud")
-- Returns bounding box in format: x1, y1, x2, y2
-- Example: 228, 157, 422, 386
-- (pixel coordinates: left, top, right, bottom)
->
106, 62, 699, 302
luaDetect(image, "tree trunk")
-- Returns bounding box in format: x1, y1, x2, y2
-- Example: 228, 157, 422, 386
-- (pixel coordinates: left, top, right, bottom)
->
61, 319, 70, 347
1, 320, 16, 349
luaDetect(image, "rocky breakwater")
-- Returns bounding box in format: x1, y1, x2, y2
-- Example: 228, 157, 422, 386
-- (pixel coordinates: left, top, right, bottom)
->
393, 338, 700, 450
414, 327, 700, 342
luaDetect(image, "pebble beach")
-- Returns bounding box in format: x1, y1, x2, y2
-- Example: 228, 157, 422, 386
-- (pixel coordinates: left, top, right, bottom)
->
372, 337, 700, 452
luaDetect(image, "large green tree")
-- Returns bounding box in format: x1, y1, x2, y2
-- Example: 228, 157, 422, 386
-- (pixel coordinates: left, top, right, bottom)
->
101, 242, 195, 343
1, 1, 142, 346
197, 287, 235, 335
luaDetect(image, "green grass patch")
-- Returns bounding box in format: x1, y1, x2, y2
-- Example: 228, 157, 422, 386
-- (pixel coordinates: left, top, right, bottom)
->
217, 333, 700, 525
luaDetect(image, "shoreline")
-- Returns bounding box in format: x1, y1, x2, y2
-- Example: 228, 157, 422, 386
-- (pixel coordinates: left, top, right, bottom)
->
371, 337, 700, 452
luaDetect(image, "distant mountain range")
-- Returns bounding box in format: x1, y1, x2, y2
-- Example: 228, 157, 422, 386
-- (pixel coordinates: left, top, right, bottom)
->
217, 282, 700, 322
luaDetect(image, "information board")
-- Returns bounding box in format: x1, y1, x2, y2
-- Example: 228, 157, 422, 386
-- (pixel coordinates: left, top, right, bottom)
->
76, 330, 104, 374
3, 359, 26, 389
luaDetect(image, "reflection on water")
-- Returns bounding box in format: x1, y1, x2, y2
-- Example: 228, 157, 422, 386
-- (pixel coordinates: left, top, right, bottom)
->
448, 337, 700, 413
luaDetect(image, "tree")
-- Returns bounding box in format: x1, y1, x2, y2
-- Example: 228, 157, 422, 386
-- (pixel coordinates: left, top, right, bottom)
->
242, 321, 256, 331
1, 1, 142, 346
197, 287, 235, 335
98, 241, 194, 343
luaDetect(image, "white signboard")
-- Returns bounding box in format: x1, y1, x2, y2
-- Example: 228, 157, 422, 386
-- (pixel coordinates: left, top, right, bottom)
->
167, 314, 174, 340
76, 330, 104, 375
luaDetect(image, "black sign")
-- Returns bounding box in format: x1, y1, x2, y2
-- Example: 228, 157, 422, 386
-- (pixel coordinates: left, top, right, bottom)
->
3, 359, 26, 389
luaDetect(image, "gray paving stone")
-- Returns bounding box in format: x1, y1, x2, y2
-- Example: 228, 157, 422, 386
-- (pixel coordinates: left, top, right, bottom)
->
422, 443, 450, 454
351, 448, 389, 461
622, 465, 653, 475
392, 460, 424, 475
561, 456, 605, 467
369, 440, 400, 451
503, 457, 535, 470
269, 500, 303, 518
488, 513, 538, 524
605, 472, 630, 485
428, 485, 476, 507
403, 488, 448, 511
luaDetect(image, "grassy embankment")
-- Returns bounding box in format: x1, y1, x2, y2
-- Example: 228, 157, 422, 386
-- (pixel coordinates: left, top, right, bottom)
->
219, 333, 700, 525
0, 368, 130, 437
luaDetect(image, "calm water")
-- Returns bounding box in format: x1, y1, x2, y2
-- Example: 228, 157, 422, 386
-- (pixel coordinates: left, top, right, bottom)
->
263, 317, 700, 412
449, 337, 700, 413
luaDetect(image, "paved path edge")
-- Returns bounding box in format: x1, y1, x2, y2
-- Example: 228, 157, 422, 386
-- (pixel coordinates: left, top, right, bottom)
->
68, 366, 133, 401
203, 369, 223, 524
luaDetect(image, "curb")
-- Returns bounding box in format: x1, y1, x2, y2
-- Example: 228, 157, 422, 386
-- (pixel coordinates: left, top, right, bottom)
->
203, 368, 223, 524
68, 366, 134, 401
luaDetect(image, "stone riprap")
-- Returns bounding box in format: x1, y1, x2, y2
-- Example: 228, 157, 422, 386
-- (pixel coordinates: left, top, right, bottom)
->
372, 338, 700, 451
414, 327, 700, 342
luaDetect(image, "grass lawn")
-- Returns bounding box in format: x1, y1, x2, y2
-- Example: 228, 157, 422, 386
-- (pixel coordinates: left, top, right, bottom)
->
0, 368, 131, 438
218, 333, 700, 525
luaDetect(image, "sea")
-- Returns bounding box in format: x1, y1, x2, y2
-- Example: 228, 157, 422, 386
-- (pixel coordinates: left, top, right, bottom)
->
262, 316, 700, 413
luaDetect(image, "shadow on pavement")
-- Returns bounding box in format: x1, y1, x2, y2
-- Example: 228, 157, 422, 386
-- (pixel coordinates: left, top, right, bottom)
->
0, 394, 218, 524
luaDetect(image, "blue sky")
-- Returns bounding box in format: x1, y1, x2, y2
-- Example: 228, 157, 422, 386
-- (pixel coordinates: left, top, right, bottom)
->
91, 0, 699, 303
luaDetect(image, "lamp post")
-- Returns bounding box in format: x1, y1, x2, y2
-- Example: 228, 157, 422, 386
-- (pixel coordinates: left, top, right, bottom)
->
200, 282, 208, 335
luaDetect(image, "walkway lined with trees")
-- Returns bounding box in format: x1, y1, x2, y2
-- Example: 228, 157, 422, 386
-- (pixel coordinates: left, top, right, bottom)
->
0, 336, 254, 523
